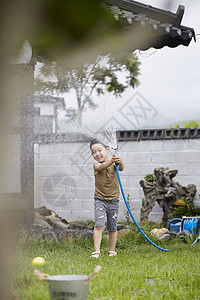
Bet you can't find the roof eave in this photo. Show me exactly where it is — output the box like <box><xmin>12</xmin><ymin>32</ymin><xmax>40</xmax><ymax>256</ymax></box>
<box><xmin>103</xmin><ymin>0</ymin><xmax>195</xmax><ymax>51</ymax></box>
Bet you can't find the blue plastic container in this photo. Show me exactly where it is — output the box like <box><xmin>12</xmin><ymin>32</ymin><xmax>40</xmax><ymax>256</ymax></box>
<box><xmin>170</xmin><ymin>222</ymin><xmax>181</xmax><ymax>233</ymax></box>
<box><xmin>167</xmin><ymin>218</ymin><xmax>182</xmax><ymax>233</ymax></box>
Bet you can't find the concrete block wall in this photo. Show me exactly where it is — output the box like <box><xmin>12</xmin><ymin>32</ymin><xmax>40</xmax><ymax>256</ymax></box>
<box><xmin>34</xmin><ymin>130</ymin><xmax>200</xmax><ymax>223</ymax></box>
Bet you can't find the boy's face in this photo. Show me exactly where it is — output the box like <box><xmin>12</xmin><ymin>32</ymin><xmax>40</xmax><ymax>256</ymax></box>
<box><xmin>91</xmin><ymin>143</ymin><xmax>109</xmax><ymax>163</ymax></box>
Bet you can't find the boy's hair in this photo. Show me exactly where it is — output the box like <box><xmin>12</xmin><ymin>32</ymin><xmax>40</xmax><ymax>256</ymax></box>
<box><xmin>90</xmin><ymin>139</ymin><xmax>108</xmax><ymax>150</ymax></box>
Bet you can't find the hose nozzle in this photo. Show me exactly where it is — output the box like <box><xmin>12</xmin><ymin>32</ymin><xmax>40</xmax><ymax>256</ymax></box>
<box><xmin>112</xmin><ymin>147</ymin><xmax>119</xmax><ymax>165</ymax></box>
<box><xmin>111</xmin><ymin>146</ymin><xmax>118</xmax><ymax>156</ymax></box>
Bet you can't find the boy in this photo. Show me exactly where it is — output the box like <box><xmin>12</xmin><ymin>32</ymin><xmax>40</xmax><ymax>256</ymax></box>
<box><xmin>90</xmin><ymin>139</ymin><xmax>124</xmax><ymax>258</ymax></box>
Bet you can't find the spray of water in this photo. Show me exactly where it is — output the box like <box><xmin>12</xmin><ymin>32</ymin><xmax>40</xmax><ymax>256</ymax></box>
<box><xmin>80</xmin><ymin>125</ymin><xmax>118</xmax><ymax>151</ymax></box>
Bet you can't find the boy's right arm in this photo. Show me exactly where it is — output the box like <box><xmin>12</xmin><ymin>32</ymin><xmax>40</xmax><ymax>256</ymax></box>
<box><xmin>94</xmin><ymin>158</ymin><xmax>115</xmax><ymax>174</ymax></box>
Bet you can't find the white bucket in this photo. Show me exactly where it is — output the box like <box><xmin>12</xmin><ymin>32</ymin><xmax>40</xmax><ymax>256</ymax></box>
<box><xmin>47</xmin><ymin>275</ymin><xmax>89</xmax><ymax>300</ymax></box>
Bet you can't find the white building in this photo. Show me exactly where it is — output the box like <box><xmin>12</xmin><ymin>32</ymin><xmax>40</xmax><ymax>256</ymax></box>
<box><xmin>34</xmin><ymin>95</ymin><xmax>65</xmax><ymax>133</ymax></box>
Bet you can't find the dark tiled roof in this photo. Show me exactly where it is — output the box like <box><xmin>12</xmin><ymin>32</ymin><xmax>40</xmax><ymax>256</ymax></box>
<box><xmin>34</xmin><ymin>128</ymin><xmax>200</xmax><ymax>144</ymax></box>
<box><xmin>103</xmin><ymin>0</ymin><xmax>195</xmax><ymax>50</ymax></box>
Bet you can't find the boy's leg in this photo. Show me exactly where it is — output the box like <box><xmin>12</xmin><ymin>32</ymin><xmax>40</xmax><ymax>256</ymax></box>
<box><xmin>108</xmin><ymin>230</ymin><xmax>117</xmax><ymax>252</ymax></box>
<box><xmin>94</xmin><ymin>226</ymin><xmax>103</xmax><ymax>254</ymax></box>
<box><xmin>93</xmin><ymin>197</ymin><xmax>106</xmax><ymax>257</ymax></box>
<box><xmin>107</xmin><ymin>198</ymin><xmax>119</xmax><ymax>255</ymax></box>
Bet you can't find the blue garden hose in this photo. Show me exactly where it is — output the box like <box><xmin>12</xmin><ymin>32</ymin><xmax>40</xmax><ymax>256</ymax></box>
<box><xmin>182</xmin><ymin>218</ymin><xmax>198</xmax><ymax>234</ymax></box>
<box><xmin>191</xmin><ymin>237</ymin><xmax>200</xmax><ymax>246</ymax></box>
<box><xmin>167</xmin><ymin>217</ymin><xmax>200</xmax><ymax>246</ymax></box>
<box><xmin>182</xmin><ymin>218</ymin><xmax>199</xmax><ymax>246</ymax></box>
<box><xmin>115</xmin><ymin>165</ymin><xmax>171</xmax><ymax>252</ymax></box>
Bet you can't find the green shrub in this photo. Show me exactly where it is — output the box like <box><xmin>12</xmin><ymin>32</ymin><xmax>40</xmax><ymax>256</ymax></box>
<box><xmin>169</xmin><ymin>197</ymin><xmax>200</xmax><ymax>220</ymax></box>
<box><xmin>144</xmin><ymin>173</ymin><xmax>156</xmax><ymax>183</ymax></box>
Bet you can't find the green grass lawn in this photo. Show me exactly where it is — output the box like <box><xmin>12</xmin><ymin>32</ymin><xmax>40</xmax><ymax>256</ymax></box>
<box><xmin>12</xmin><ymin>229</ymin><xmax>200</xmax><ymax>300</ymax></box>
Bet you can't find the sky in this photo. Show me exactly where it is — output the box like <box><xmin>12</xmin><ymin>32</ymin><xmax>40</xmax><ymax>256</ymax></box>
<box><xmin>41</xmin><ymin>0</ymin><xmax>200</xmax><ymax>132</ymax></box>
<box><xmin>131</xmin><ymin>0</ymin><xmax>200</xmax><ymax>129</ymax></box>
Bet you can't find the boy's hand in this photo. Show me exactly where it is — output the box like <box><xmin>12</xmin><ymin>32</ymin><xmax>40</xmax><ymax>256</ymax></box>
<box><xmin>113</xmin><ymin>155</ymin><xmax>122</xmax><ymax>164</ymax></box>
<box><xmin>113</xmin><ymin>155</ymin><xmax>124</xmax><ymax>171</ymax></box>
<box><xmin>111</xmin><ymin>155</ymin><xmax>116</xmax><ymax>164</ymax></box>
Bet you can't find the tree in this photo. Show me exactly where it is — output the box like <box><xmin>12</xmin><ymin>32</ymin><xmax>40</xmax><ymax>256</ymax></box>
<box><xmin>166</xmin><ymin>120</ymin><xmax>200</xmax><ymax>129</ymax></box>
<box><xmin>35</xmin><ymin>53</ymin><xmax>140</xmax><ymax>126</ymax></box>
<box><xmin>182</xmin><ymin>120</ymin><xmax>200</xmax><ymax>128</ymax></box>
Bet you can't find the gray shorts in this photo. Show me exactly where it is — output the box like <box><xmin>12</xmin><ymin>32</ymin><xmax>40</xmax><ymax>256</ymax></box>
<box><xmin>94</xmin><ymin>196</ymin><xmax>119</xmax><ymax>231</ymax></box>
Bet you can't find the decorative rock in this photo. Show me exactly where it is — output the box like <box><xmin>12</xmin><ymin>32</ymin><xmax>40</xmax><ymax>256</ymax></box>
<box><xmin>117</xmin><ymin>228</ymin><xmax>131</xmax><ymax>237</ymax></box>
<box><xmin>79</xmin><ymin>230</ymin><xmax>93</xmax><ymax>238</ymax></box>
<box><xmin>29</xmin><ymin>224</ymin><xmax>57</xmax><ymax>241</ymax></box>
<box><xmin>34</xmin><ymin>219</ymin><xmax>51</xmax><ymax>229</ymax></box>
<box><xmin>150</xmin><ymin>228</ymin><xmax>169</xmax><ymax>238</ymax></box>
<box><xmin>68</xmin><ymin>222</ymin><xmax>93</xmax><ymax>231</ymax></box>
<box><xmin>32</xmin><ymin>208</ymin><xmax>93</xmax><ymax>243</ymax></box>
<box><xmin>51</xmin><ymin>221</ymin><xmax>69</xmax><ymax>230</ymax></box>
<box><xmin>140</xmin><ymin>167</ymin><xmax>197</xmax><ymax>223</ymax></box>
<box><xmin>177</xmin><ymin>230</ymin><xmax>192</xmax><ymax>238</ymax></box>
<box><xmin>138</xmin><ymin>221</ymin><xmax>158</xmax><ymax>227</ymax></box>
<box><xmin>117</xmin><ymin>224</ymin><xmax>125</xmax><ymax>231</ymax></box>
<box><xmin>67</xmin><ymin>220</ymin><xmax>88</xmax><ymax>226</ymax></box>
<box><xmin>34</xmin><ymin>206</ymin><xmax>56</xmax><ymax>219</ymax></box>
<box><xmin>158</xmin><ymin>233</ymin><xmax>171</xmax><ymax>241</ymax></box>
<box><xmin>58</xmin><ymin>230</ymin><xmax>77</xmax><ymax>243</ymax></box>
<box><xmin>60</xmin><ymin>218</ymin><xmax>69</xmax><ymax>225</ymax></box>
<box><xmin>47</xmin><ymin>217</ymin><xmax>69</xmax><ymax>230</ymax></box>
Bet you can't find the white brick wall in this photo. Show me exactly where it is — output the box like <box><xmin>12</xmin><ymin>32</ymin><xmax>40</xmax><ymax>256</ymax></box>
<box><xmin>34</xmin><ymin>138</ymin><xmax>200</xmax><ymax>223</ymax></box>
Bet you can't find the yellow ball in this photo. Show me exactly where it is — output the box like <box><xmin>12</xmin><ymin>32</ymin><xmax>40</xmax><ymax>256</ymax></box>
<box><xmin>32</xmin><ymin>257</ymin><xmax>46</xmax><ymax>266</ymax></box>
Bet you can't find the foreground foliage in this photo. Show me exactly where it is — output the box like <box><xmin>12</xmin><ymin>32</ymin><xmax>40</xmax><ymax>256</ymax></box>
<box><xmin>12</xmin><ymin>230</ymin><xmax>200</xmax><ymax>300</ymax></box>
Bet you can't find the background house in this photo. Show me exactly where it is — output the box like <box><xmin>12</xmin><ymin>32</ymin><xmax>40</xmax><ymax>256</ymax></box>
<box><xmin>34</xmin><ymin>95</ymin><xmax>65</xmax><ymax>134</ymax></box>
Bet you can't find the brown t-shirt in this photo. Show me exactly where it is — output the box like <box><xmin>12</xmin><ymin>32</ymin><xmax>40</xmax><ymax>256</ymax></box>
<box><xmin>94</xmin><ymin>163</ymin><xmax>120</xmax><ymax>201</ymax></box>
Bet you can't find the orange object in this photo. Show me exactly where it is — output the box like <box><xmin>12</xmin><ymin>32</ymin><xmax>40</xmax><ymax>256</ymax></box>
<box><xmin>174</xmin><ymin>199</ymin><xmax>187</xmax><ymax>206</ymax></box>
